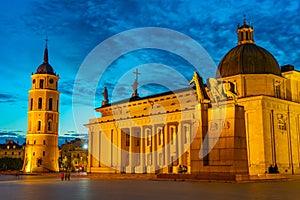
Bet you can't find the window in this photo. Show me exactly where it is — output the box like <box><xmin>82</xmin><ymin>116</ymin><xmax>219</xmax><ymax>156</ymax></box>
<box><xmin>34</xmin><ymin>140</ymin><xmax>36</xmax><ymax>144</ymax></box>
<box><xmin>125</xmin><ymin>134</ymin><xmax>130</xmax><ymax>146</ymax></box>
<box><xmin>37</xmin><ymin>121</ymin><xmax>41</xmax><ymax>131</ymax></box>
<box><xmin>43</xmin><ymin>140</ymin><xmax>46</xmax><ymax>145</ymax></box>
<box><xmin>33</xmin><ymin>152</ymin><xmax>35</xmax><ymax>156</ymax></box>
<box><xmin>40</xmin><ymin>79</ymin><xmax>44</xmax><ymax>88</ymax></box>
<box><xmin>4</xmin><ymin>152</ymin><xmax>7</xmax><ymax>155</ymax></box>
<box><xmin>43</xmin><ymin>151</ymin><xmax>45</xmax><ymax>156</ymax></box>
<box><xmin>49</xmin><ymin>98</ymin><xmax>53</xmax><ymax>110</ymax></box>
<box><xmin>275</xmin><ymin>85</ymin><xmax>281</xmax><ymax>98</ymax></box>
<box><xmin>30</xmin><ymin>98</ymin><xmax>33</xmax><ymax>110</ymax></box>
<box><xmin>38</xmin><ymin>98</ymin><xmax>42</xmax><ymax>109</ymax></box>
<box><xmin>48</xmin><ymin>121</ymin><xmax>52</xmax><ymax>131</ymax></box>
<box><xmin>19</xmin><ymin>152</ymin><xmax>21</xmax><ymax>155</ymax></box>
<box><xmin>12</xmin><ymin>152</ymin><xmax>14</xmax><ymax>155</ymax></box>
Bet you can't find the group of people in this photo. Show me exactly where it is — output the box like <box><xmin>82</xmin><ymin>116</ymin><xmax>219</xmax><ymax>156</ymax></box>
<box><xmin>178</xmin><ymin>165</ymin><xmax>188</xmax><ymax>173</ymax></box>
<box><xmin>60</xmin><ymin>171</ymin><xmax>71</xmax><ymax>181</ymax></box>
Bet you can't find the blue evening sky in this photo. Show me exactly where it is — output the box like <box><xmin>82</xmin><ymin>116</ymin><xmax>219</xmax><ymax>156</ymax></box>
<box><xmin>0</xmin><ymin>0</ymin><xmax>299</xmax><ymax>145</ymax></box>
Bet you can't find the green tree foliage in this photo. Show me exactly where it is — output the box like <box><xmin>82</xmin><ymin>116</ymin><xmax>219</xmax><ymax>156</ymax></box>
<box><xmin>0</xmin><ymin>158</ymin><xmax>23</xmax><ymax>171</ymax></box>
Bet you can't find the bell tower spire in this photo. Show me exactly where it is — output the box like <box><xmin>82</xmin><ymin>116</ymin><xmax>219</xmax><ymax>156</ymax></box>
<box><xmin>237</xmin><ymin>16</ymin><xmax>254</xmax><ymax>45</ymax></box>
<box><xmin>43</xmin><ymin>37</ymin><xmax>48</xmax><ymax>64</ymax></box>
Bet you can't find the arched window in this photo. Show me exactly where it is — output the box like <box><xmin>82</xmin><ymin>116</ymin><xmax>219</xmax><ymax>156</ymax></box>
<box><xmin>30</xmin><ymin>98</ymin><xmax>33</xmax><ymax>110</ymax></box>
<box><xmin>49</xmin><ymin>98</ymin><xmax>53</xmax><ymax>110</ymax></box>
<box><xmin>38</xmin><ymin>98</ymin><xmax>42</xmax><ymax>109</ymax></box>
<box><xmin>37</xmin><ymin>121</ymin><xmax>41</xmax><ymax>131</ymax></box>
<box><xmin>43</xmin><ymin>140</ymin><xmax>46</xmax><ymax>145</ymax></box>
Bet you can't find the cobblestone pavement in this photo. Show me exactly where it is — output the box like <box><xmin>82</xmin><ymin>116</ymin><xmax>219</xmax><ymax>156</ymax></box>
<box><xmin>0</xmin><ymin>174</ymin><xmax>299</xmax><ymax>200</ymax></box>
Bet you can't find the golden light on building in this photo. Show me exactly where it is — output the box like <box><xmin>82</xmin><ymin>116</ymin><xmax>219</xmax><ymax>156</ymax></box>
<box><xmin>85</xmin><ymin>19</ymin><xmax>300</xmax><ymax>180</ymax></box>
<box><xmin>23</xmin><ymin>41</ymin><xmax>60</xmax><ymax>173</ymax></box>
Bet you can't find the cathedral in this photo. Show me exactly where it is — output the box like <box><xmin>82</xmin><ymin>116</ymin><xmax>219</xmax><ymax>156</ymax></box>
<box><xmin>23</xmin><ymin>42</ymin><xmax>60</xmax><ymax>173</ymax></box>
<box><xmin>86</xmin><ymin>19</ymin><xmax>300</xmax><ymax>180</ymax></box>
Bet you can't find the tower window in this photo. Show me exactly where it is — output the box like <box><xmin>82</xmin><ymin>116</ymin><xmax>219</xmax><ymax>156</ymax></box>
<box><xmin>30</xmin><ymin>98</ymin><xmax>33</xmax><ymax>110</ymax></box>
<box><xmin>48</xmin><ymin>121</ymin><xmax>52</xmax><ymax>131</ymax></box>
<box><xmin>49</xmin><ymin>98</ymin><xmax>53</xmax><ymax>110</ymax></box>
<box><xmin>43</xmin><ymin>151</ymin><xmax>45</xmax><ymax>156</ymax></box>
<box><xmin>37</xmin><ymin>121</ymin><xmax>41</xmax><ymax>131</ymax></box>
<box><xmin>40</xmin><ymin>79</ymin><xmax>44</xmax><ymax>89</ymax></box>
<box><xmin>33</xmin><ymin>152</ymin><xmax>35</xmax><ymax>156</ymax></box>
<box><xmin>38</xmin><ymin>98</ymin><xmax>42</xmax><ymax>109</ymax></box>
<box><xmin>34</xmin><ymin>140</ymin><xmax>36</xmax><ymax>144</ymax></box>
<box><xmin>43</xmin><ymin>140</ymin><xmax>46</xmax><ymax>145</ymax></box>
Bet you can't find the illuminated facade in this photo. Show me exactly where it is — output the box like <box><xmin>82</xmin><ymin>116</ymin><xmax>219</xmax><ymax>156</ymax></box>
<box><xmin>86</xmin><ymin>19</ymin><xmax>300</xmax><ymax>178</ymax></box>
<box><xmin>0</xmin><ymin>140</ymin><xmax>24</xmax><ymax>160</ymax></box>
<box><xmin>59</xmin><ymin>138</ymin><xmax>88</xmax><ymax>172</ymax></box>
<box><xmin>23</xmin><ymin>43</ymin><xmax>60</xmax><ymax>172</ymax></box>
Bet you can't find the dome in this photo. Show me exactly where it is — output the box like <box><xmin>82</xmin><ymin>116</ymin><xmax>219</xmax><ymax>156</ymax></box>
<box><xmin>217</xmin><ymin>44</ymin><xmax>281</xmax><ymax>78</ymax></box>
<box><xmin>36</xmin><ymin>62</ymin><xmax>55</xmax><ymax>75</ymax></box>
<box><xmin>35</xmin><ymin>44</ymin><xmax>55</xmax><ymax>75</ymax></box>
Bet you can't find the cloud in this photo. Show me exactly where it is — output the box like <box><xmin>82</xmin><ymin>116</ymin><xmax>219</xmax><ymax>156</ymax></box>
<box><xmin>0</xmin><ymin>93</ymin><xmax>18</xmax><ymax>103</ymax></box>
<box><xmin>0</xmin><ymin>129</ymin><xmax>26</xmax><ymax>145</ymax></box>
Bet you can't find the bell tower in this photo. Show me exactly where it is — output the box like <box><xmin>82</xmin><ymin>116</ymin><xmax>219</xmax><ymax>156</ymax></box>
<box><xmin>23</xmin><ymin>41</ymin><xmax>60</xmax><ymax>172</ymax></box>
<box><xmin>237</xmin><ymin>17</ymin><xmax>254</xmax><ymax>45</ymax></box>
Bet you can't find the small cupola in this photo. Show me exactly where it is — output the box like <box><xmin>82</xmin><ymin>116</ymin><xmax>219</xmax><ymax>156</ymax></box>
<box><xmin>237</xmin><ymin>17</ymin><xmax>254</xmax><ymax>45</ymax></box>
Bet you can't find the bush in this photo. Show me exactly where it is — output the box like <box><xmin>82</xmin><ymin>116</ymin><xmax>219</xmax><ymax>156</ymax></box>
<box><xmin>0</xmin><ymin>158</ymin><xmax>23</xmax><ymax>171</ymax></box>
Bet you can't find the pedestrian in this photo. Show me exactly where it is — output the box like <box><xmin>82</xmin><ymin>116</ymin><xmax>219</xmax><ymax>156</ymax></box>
<box><xmin>60</xmin><ymin>172</ymin><xmax>64</xmax><ymax>181</ymax></box>
<box><xmin>67</xmin><ymin>172</ymin><xmax>71</xmax><ymax>181</ymax></box>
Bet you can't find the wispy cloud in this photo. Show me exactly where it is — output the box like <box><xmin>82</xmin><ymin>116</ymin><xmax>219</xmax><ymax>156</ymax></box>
<box><xmin>0</xmin><ymin>93</ymin><xmax>18</xmax><ymax>103</ymax></box>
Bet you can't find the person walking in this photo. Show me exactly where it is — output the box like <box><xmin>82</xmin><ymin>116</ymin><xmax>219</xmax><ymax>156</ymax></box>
<box><xmin>60</xmin><ymin>172</ymin><xmax>64</xmax><ymax>181</ymax></box>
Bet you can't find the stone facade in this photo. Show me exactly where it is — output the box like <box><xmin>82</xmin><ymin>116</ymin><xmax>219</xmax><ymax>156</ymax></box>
<box><xmin>59</xmin><ymin>138</ymin><xmax>88</xmax><ymax>172</ymax></box>
<box><xmin>0</xmin><ymin>140</ymin><xmax>24</xmax><ymax>159</ymax></box>
<box><xmin>85</xmin><ymin>19</ymin><xmax>300</xmax><ymax>177</ymax></box>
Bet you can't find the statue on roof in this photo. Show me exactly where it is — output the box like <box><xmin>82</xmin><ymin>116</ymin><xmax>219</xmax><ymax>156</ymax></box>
<box><xmin>189</xmin><ymin>71</ymin><xmax>210</xmax><ymax>103</ymax></box>
<box><xmin>102</xmin><ymin>87</ymin><xmax>109</xmax><ymax>106</ymax></box>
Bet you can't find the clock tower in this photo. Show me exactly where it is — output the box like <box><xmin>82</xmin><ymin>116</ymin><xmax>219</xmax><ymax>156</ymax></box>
<box><xmin>23</xmin><ymin>41</ymin><xmax>60</xmax><ymax>172</ymax></box>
